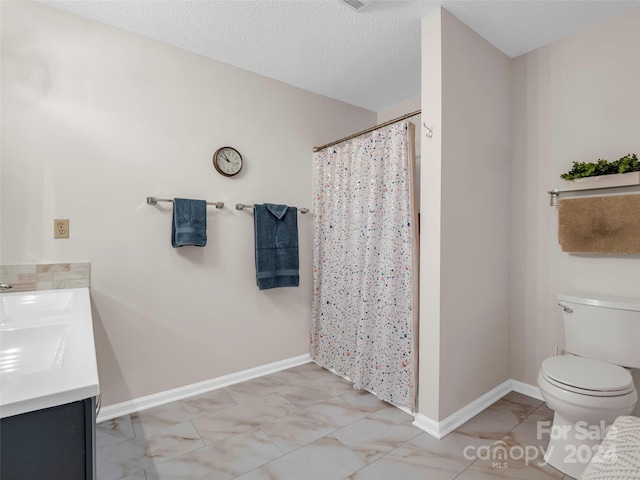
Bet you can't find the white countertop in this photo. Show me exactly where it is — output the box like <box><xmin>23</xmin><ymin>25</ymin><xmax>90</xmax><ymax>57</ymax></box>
<box><xmin>0</xmin><ymin>287</ymin><xmax>100</xmax><ymax>418</ymax></box>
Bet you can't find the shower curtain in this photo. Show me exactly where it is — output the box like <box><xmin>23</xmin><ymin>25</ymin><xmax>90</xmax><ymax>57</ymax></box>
<box><xmin>311</xmin><ymin>120</ymin><xmax>418</xmax><ymax>410</ymax></box>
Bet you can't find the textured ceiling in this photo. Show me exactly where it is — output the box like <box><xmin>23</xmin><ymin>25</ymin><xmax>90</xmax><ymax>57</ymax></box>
<box><xmin>37</xmin><ymin>0</ymin><xmax>640</xmax><ymax>112</ymax></box>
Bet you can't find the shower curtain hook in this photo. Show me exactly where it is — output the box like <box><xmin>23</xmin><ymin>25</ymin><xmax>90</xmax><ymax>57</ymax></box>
<box><xmin>423</xmin><ymin>123</ymin><xmax>433</xmax><ymax>138</ymax></box>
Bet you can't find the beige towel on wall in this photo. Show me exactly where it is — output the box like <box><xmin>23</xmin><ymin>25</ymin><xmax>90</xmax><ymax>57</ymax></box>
<box><xmin>558</xmin><ymin>194</ymin><xmax>640</xmax><ymax>254</ymax></box>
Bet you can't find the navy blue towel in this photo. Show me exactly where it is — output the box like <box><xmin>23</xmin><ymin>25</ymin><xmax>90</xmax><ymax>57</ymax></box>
<box><xmin>254</xmin><ymin>204</ymin><xmax>299</xmax><ymax>290</ymax></box>
<box><xmin>172</xmin><ymin>198</ymin><xmax>207</xmax><ymax>247</ymax></box>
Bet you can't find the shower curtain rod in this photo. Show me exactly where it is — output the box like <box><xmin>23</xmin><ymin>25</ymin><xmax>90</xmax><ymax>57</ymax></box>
<box><xmin>312</xmin><ymin>109</ymin><xmax>421</xmax><ymax>153</ymax></box>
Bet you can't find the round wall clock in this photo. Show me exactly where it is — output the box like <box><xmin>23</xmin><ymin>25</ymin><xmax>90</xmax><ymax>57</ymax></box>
<box><xmin>213</xmin><ymin>146</ymin><xmax>243</xmax><ymax>177</ymax></box>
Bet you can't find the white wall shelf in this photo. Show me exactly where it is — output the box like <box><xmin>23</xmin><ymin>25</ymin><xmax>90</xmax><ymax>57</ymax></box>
<box><xmin>548</xmin><ymin>172</ymin><xmax>640</xmax><ymax>206</ymax></box>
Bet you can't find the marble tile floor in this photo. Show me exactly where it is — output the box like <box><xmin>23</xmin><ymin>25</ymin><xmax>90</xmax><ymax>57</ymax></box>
<box><xmin>97</xmin><ymin>362</ymin><xmax>576</xmax><ymax>480</ymax></box>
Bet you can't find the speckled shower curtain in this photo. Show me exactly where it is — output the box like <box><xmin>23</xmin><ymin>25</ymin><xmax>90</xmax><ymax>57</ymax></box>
<box><xmin>311</xmin><ymin>121</ymin><xmax>418</xmax><ymax>410</ymax></box>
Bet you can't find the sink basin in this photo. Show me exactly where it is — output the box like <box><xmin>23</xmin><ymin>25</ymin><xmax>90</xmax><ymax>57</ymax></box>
<box><xmin>0</xmin><ymin>288</ymin><xmax>99</xmax><ymax>418</ymax></box>
<box><xmin>0</xmin><ymin>323</ymin><xmax>69</xmax><ymax>377</ymax></box>
<box><xmin>2</xmin><ymin>290</ymin><xmax>74</xmax><ymax>318</ymax></box>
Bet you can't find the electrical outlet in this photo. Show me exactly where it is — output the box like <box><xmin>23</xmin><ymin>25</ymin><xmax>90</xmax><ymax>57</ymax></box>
<box><xmin>54</xmin><ymin>219</ymin><xmax>69</xmax><ymax>239</ymax></box>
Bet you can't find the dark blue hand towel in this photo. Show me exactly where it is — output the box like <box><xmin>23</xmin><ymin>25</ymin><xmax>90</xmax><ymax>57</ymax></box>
<box><xmin>172</xmin><ymin>198</ymin><xmax>207</xmax><ymax>248</ymax></box>
<box><xmin>254</xmin><ymin>203</ymin><xmax>299</xmax><ymax>290</ymax></box>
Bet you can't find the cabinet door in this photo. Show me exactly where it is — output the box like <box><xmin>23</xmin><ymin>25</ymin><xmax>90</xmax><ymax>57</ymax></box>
<box><xmin>1</xmin><ymin>398</ymin><xmax>95</xmax><ymax>480</ymax></box>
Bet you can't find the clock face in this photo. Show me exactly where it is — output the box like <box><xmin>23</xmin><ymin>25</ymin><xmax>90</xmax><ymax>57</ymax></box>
<box><xmin>213</xmin><ymin>147</ymin><xmax>243</xmax><ymax>177</ymax></box>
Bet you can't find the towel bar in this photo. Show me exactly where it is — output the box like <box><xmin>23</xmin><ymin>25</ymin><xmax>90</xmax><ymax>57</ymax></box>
<box><xmin>235</xmin><ymin>203</ymin><xmax>309</xmax><ymax>214</ymax></box>
<box><xmin>147</xmin><ymin>197</ymin><xmax>224</xmax><ymax>208</ymax></box>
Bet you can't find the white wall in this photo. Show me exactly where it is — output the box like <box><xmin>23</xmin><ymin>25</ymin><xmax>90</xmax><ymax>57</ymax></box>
<box><xmin>0</xmin><ymin>1</ymin><xmax>376</xmax><ymax>406</ymax></box>
<box><xmin>510</xmin><ymin>7</ymin><xmax>640</xmax><ymax>405</ymax></box>
<box><xmin>419</xmin><ymin>8</ymin><xmax>511</xmax><ymax>420</ymax></box>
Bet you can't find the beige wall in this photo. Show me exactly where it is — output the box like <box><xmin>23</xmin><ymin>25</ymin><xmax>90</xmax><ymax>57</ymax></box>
<box><xmin>1</xmin><ymin>1</ymin><xmax>375</xmax><ymax>406</ymax></box>
<box><xmin>378</xmin><ymin>96</ymin><xmax>422</xmax><ymax>211</ymax></box>
<box><xmin>510</xmin><ymin>7</ymin><xmax>640</xmax><ymax>403</ymax></box>
<box><xmin>377</xmin><ymin>96</ymin><xmax>421</xmax><ymax>154</ymax></box>
<box><xmin>419</xmin><ymin>8</ymin><xmax>512</xmax><ymax>420</ymax></box>
<box><xmin>438</xmin><ymin>9</ymin><xmax>512</xmax><ymax>419</ymax></box>
<box><xmin>4</xmin><ymin>0</ymin><xmax>638</xmax><ymax>418</ymax></box>
<box><xmin>419</xmin><ymin>9</ymin><xmax>444</xmax><ymax>420</ymax></box>
<box><xmin>418</xmin><ymin>5</ymin><xmax>640</xmax><ymax>424</ymax></box>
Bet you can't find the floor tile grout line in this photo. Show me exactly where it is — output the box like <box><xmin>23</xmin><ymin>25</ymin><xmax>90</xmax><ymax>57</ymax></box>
<box><xmin>314</xmin><ymin>404</ymin><xmax>423</xmax><ymax>472</ymax></box>
<box><xmin>451</xmin><ymin>398</ymin><xmax>550</xmax><ymax>480</ymax></box>
<box><xmin>258</xmin><ymin>426</ymin><xmax>288</xmax><ymax>456</ymax></box>
<box><xmin>238</xmin><ymin>400</ymin><xmax>405</xmax><ymax>472</ymax></box>
<box><xmin>102</xmin><ymin>366</ymin><xmax>547</xmax><ymax>480</ymax></box>
<box><xmin>131</xmin><ymin>390</ymin><xmax>301</xmax><ymax>442</ymax></box>
<box><xmin>130</xmin><ymin>393</ymin><xmax>244</xmax><ymax>435</ymax></box>
<box><xmin>108</xmin><ymin>419</ymin><xmax>208</xmax><ymax>480</ymax></box>
<box><xmin>98</xmin><ymin>366</ymin><xmax>331</xmax><ymax>479</ymax></box>
<box><xmin>144</xmin><ymin>390</ymin><xmax>365</xmax><ymax>478</ymax></box>
<box><xmin>102</xmin><ymin>369</ymin><xmax>348</xmax><ymax>440</ymax></box>
<box><xmin>337</xmin><ymin>428</ymin><xmax>427</xmax><ymax>480</ymax></box>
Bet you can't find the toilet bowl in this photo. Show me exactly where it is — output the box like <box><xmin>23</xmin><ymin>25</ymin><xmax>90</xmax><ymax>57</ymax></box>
<box><xmin>538</xmin><ymin>356</ymin><xmax>637</xmax><ymax>478</ymax></box>
<box><xmin>537</xmin><ymin>293</ymin><xmax>640</xmax><ymax>479</ymax></box>
<box><xmin>538</xmin><ymin>355</ymin><xmax>638</xmax><ymax>478</ymax></box>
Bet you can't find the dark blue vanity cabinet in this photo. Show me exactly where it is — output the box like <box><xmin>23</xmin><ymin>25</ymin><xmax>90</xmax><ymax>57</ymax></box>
<box><xmin>1</xmin><ymin>397</ymin><xmax>96</xmax><ymax>480</ymax></box>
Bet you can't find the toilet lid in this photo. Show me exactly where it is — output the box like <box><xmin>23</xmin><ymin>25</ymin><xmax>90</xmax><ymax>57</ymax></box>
<box><xmin>541</xmin><ymin>355</ymin><xmax>634</xmax><ymax>394</ymax></box>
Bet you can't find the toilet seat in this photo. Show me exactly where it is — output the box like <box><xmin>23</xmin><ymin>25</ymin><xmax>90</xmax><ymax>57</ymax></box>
<box><xmin>541</xmin><ymin>355</ymin><xmax>635</xmax><ymax>397</ymax></box>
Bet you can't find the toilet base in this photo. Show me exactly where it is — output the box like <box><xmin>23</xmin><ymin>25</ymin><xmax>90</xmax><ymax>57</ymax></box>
<box><xmin>543</xmin><ymin>411</ymin><xmax>612</xmax><ymax>479</ymax></box>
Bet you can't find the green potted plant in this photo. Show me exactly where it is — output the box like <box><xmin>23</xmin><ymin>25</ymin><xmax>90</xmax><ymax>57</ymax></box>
<box><xmin>560</xmin><ymin>153</ymin><xmax>640</xmax><ymax>190</ymax></box>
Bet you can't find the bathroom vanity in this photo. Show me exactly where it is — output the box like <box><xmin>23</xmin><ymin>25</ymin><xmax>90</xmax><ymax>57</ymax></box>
<box><xmin>0</xmin><ymin>288</ymin><xmax>99</xmax><ymax>480</ymax></box>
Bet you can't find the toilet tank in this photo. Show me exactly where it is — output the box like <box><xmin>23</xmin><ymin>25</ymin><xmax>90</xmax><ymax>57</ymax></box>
<box><xmin>558</xmin><ymin>293</ymin><xmax>640</xmax><ymax>368</ymax></box>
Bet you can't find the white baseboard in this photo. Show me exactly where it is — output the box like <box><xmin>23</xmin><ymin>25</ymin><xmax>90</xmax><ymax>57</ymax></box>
<box><xmin>98</xmin><ymin>360</ymin><xmax>544</xmax><ymax>437</ymax></box>
<box><xmin>510</xmin><ymin>379</ymin><xmax>543</xmax><ymax>401</ymax></box>
<box><xmin>412</xmin><ymin>412</ymin><xmax>443</xmax><ymax>438</ymax></box>
<box><xmin>412</xmin><ymin>379</ymin><xmax>543</xmax><ymax>439</ymax></box>
<box><xmin>97</xmin><ymin>353</ymin><xmax>311</xmax><ymax>422</ymax></box>
<box><xmin>413</xmin><ymin>379</ymin><xmax>512</xmax><ymax>439</ymax></box>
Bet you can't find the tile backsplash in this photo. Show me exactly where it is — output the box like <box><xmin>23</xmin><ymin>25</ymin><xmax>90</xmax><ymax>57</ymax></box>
<box><xmin>0</xmin><ymin>263</ymin><xmax>90</xmax><ymax>292</ymax></box>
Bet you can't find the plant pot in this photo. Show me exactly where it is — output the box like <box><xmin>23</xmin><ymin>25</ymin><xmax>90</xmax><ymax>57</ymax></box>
<box><xmin>563</xmin><ymin>171</ymin><xmax>640</xmax><ymax>191</ymax></box>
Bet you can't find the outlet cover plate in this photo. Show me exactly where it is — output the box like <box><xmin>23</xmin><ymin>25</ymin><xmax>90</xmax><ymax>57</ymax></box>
<box><xmin>54</xmin><ymin>219</ymin><xmax>69</xmax><ymax>239</ymax></box>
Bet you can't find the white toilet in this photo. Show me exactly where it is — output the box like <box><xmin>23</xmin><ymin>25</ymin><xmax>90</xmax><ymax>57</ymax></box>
<box><xmin>537</xmin><ymin>292</ymin><xmax>640</xmax><ymax>479</ymax></box>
